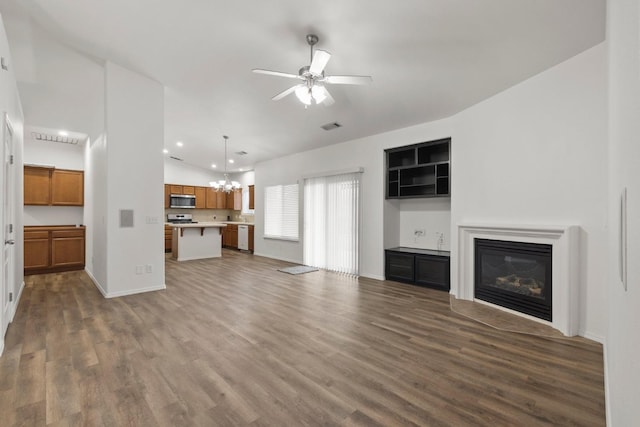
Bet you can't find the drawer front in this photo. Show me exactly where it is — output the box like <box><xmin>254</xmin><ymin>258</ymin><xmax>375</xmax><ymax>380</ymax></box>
<box><xmin>25</xmin><ymin>230</ymin><xmax>49</xmax><ymax>240</ymax></box>
<box><xmin>52</xmin><ymin>229</ymin><xmax>85</xmax><ymax>238</ymax></box>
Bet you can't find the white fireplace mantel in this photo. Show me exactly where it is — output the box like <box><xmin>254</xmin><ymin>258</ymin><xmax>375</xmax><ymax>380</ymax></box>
<box><xmin>457</xmin><ymin>223</ymin><xmax>580</xmax><ymax>336</ymax></box>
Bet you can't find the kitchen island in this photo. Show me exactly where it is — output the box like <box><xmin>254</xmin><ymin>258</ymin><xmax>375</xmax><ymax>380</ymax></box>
<box><xmin>169</xmin><ymin>222</ymin><xmax>227</xmax><ymax>261</ymax></box>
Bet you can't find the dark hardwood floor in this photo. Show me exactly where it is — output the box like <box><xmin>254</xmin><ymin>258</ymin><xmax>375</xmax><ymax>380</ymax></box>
<box><xmin>1</xmin><ymin>249</ymin><xmax>605</xmax><ymax>426</ymax></box>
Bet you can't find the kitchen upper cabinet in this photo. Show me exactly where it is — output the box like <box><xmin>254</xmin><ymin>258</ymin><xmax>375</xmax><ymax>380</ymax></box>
<box><xmin>24</xmin><ymin>166</ymin><xmax>84</xmax><ymax>206</ymax></box>
<box><xmin>226</xmin><ymin>189</ymin><xmax>242</xmax><ymax>211</ymax></box>
<box><xmin>205</xmin><ymin>187</ymin><xmax>217</xmax><ymax>208</ymax></box>
<box><xmin>164</xmin><ymin>184</ymin><xmax>171</xmax><ymax>208</ymax></box>
<box><xmin>195</xmin><ymin>187</ymin><xmax>206</xmax><ymax>209</ymax></box>
<box><xmin>51</xmin><ymin>169</ymin><xmax>84</xmax><ymax>206</ymax></box>
<box><xmin>216</xmin><ymin>191</ymin><xmax>226</xmax><ymax>209</ymax></box>
<box><xmin>24</xmin><ymin>166</ymin><xmax>51</xmax><ymax>205</ymax></box>
<box><xmin>169</xmin><ymin>185</ymin><xmax>182</xmax><ymax>195</ymax></box>
<box><xmin>248</xmin><ymin>185</ymin><xmax>255</xmax><ymax>210</ymax></box>
<box><xmin>182</xmin><ymin>186</ymin><xmax>195</xmax><ymax>195</ymax></box>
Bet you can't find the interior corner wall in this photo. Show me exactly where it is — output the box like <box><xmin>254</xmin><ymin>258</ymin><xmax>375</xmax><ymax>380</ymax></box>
<box><xmin>105</xmin><ymin>62</ymin><xmax>164</xmax><ymax>297</ymax></box>
<box><xmin>449</xmin><ymin>43</ymin><xmax>608</xmax><ymax>341</ymax></box>
<box><xmin>606</xmin><ymin>0</ymin><xmax>640</xmax><ymax>424</ymax></box>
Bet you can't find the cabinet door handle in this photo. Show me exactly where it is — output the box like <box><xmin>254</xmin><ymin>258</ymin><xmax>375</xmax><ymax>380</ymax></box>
<box><xmin>5</xmin><ymin>239</ymin><xmax>15</xmax><ymax>245</ymax></box>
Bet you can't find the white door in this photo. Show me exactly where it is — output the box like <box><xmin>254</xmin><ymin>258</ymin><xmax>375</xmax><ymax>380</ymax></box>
<box><xmin>2</xmin><ymin>113</ymin><xmax>15</xmax><ymax>338</ymax></box>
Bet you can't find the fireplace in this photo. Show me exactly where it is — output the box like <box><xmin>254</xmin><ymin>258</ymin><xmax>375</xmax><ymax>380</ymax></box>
<box><xmin>474</xmin><ymin>239</ymin><xmax>552</xmax><ymax>321</ymax></box>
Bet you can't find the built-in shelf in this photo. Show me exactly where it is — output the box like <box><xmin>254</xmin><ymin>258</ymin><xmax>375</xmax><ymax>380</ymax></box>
<box><xmin>385</xmin><ymin>138</ymin><xmax>451</xmax><ymax>199</ymax></box>
<box><xmin>385</xmin><ymin>247</ymin><xmax>451</xmax><ymax>292</ymax></box>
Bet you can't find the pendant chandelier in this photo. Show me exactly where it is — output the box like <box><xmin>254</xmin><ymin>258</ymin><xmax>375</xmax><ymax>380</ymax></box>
<box><xmin>209</xmin><ymin>135</ymin><xmax>241</xmax><ymax>193</ymax></box>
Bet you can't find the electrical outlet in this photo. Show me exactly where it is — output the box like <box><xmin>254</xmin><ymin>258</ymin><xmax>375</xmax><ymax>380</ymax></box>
<box><xmin>145</xmin><ymin>264</ymin><xmax>153</xmax><ymax>274</ymax></box>
<box><xmin>414</xmin><ymin>229</ymin><xmax>425</xmax><ymax>237</ymax></box>
<box><xmin>135</xmin><ymin>265</ymin><xmax>144</xmax><ymax>275</ymax></box>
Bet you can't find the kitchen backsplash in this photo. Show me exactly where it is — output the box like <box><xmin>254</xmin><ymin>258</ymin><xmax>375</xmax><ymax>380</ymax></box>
<box><xmin>165</xmin><ymin>208</ymin><xmax>254</xmax><ymax>223</ymax></box>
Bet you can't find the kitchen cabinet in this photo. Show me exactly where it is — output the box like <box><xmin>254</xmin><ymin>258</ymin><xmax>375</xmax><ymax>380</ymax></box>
<box><xmin>164</xmin><ymin>225</ymin><xmax>172</xmax><ymax>252</ymax></box>
<box><xmin>24</xmin><ymin>166</ymin><xmax>84</xmax><ymax>206</ymax></box>
<box><xmin>248</xmin><ymin>185</ymin><xmax>255</xmax><ymax>210</ymax></box>
<box><xmin>169</xmin><ymin>185</ymin><xmax>183</xmax><ymax>195</ymax></box>
<box><xmin>51</xmin><ymin>169</ymin><xmax>84</xmax><ymax>206</ymax></box>
<box><xmin>24</xmin><ymin>226</ymin><xmax>85</xmax><ymax>275</ymax></box>
<box><xmin>248</xmin><ymin>225</ymin><xmax>254</xmax><ymax>252</ymax></box>
<box><xmin>164</xmin><ymin>184</ymin><xmax>171</xmax><ymax>208</ymax></box>
<box><xmin>223</xmin><ymin>224</ymin><xmax>238</xmax><ymax>248</ymax></box>
<box><xmin>216</xmin><ymin>191</ymin><xmax>227</xmax><ymax>209</ymax></box>
<box><xmin>24</xmin><ymin>166</ymin><xmax>52</xmax><ymax>205</ymax></box>
<box><xmin>205</xmin><ymin>187</ymin><xmax>218</xmax><ymax>208</ymax></box>
<box><xmin>195</xmin><ymin>187</ymin><xmax>206</xmax><ymax>209</ymax></box>
<box><xmin>226</xmin><ymin>189</ymin><xmax>242</xmax><ymax>211</ymax></box>
<box><xmin>182</xmin><ymin>186</ymin><xmax>195</xmax><ymax>195</ymax></box>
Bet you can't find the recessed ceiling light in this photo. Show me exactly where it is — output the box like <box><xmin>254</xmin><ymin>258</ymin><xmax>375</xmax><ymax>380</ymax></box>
<box><xmin>211</xmin><ymin>164</ymin><xmax>217</xmax><ymax>168</ymax></box>
<box><xmin>58</xmin><ymin>130</ymin><xmax>69</xmax><ymax>136</ymax></box>
<box><xmin>163</xmin><ymin>149</ymin><xmax>169</xmax><ymax>154</ymax></box>
<box><xmin>228</xmin><ymin>159</ymin><xmax>234</xmax><ymax>164</ymax></box>
<box><xmin>176</xmin><ymin>141</ymin><xmax>183</xmax><ymax>147</ymax></box>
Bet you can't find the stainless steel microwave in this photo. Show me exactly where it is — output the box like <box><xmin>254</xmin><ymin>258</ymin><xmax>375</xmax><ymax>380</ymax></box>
<box><xmin>170</xmin><ymin>194</ymin><xmax>196</xmax><ymax>208</ymax></box>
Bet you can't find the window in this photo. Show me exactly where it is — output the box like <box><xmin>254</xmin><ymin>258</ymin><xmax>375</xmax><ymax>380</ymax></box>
<box><xmin>264</xmin><ymin>184</ymin><xmax>299</xmax><ymax>241</ymax></box>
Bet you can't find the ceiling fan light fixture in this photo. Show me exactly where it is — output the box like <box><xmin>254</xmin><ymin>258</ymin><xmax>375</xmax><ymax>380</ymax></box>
<box><xmin>295</xmin><ymin>85</ymin><xmax>312</xmax><ymax>105</ymax></box>
<box><xmin>311</xmin><ymin>85</ymin><xmax>327</xmax><ymax>104</ymax></box>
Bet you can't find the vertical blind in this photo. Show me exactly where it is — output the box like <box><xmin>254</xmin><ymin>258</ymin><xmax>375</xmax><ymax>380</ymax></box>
<box><xmin>303</xmin><ymin>171</ymin><xmax>361</xmax><ymax>275</ymax></box>
<box><xmin>264</xmin><ymin>184</ymin><xmax>299</xmax><ymax>240</ymax></box>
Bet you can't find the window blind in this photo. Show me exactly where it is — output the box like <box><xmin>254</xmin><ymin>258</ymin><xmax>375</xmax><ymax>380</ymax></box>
<box><xmin>264</xmin><ymin>184</ymin><xmax>299</xmax><ymax>240</ymax></box>
<box><xmin>303</xmin><ymin>172</ymin><xmax>361</xmax><ymax>275</ymax></box>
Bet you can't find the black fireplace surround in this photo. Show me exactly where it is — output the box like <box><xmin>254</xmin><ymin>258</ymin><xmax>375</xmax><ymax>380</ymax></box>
<box><xmin>474</xmin><ymin>239</ymin><xmax>552</xmax><ymax>321</ymax></box>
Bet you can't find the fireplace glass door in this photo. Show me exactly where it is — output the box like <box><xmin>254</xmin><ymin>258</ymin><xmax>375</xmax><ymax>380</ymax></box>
<box><xmin>474</xmin><ymin>239</ymin><xmax>552</xmax><ymax>321</ymax></box>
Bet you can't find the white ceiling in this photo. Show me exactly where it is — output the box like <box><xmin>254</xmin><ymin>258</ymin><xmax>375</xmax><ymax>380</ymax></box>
<box><xmin>1</xmin><ymin>0</ymin><xmax>605</xmax><ymax>173</ymax></box>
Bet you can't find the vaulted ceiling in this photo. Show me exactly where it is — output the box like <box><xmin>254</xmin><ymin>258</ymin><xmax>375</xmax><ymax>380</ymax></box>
<box><xmin>0</xmin><ymin>0</ymin><xmax>605</xmax><ymax>172</ymax></box>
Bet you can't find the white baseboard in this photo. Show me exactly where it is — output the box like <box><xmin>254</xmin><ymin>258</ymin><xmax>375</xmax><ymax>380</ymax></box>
<box><xmin>581</xmin><ymin>330</ymin><xmax>605</xmax><ymax>345</ymax></box>
<box><xmin>360</xmin><ymin>273</ymin><xmax>385</xmax><ymax>281</ymax></box>
<box><xmin>253</xmin><ymin>252</ymin><xmax>302</xmax><ymax>265</ymax></box>
<box><xmin>85</xmin><ymin>268</ymin><xmax>166</xmax><ymax>298</ymax></box>
<box><xmin>0</xmin><ymin>337</ymin><xmax>4</xmax><ymax>358</ymax></box>
<box><xmin>602</xmin><ymin>339</ymin><xmax>611</xmax><ymax>427</ymax></box>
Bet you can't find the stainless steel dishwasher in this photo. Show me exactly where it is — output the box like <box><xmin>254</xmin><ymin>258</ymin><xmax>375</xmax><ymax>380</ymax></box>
<box><xmin>238</xmin><ymin>224</ymin><xmax>249</xmax><ymax>250</ymax></box>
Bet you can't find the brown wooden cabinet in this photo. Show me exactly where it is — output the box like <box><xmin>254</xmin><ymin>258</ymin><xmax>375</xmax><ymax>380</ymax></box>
<box><xmin>248</xmin><ymin>185</ymin><xmax>255</xmax><ymax>210</ymax></box>
<box><xmin>164</xmin><ymin>225</ymin><xmax>173</xmax><ymax>252</ymax></box>
<box><xmin>195</xmin><ymin>187</ymin><xmax>206</xmax><ymax>209</ymax></box>
<box><xmin>205</xmin><ymin>187</ymin><xmax>218</xmax><ymax>208</ymax></box>
<box><xmin>222</xmin><ymin>224</ymin><xmax>238</xmax><ymax>248</ymax></box>
<box><xmin>24</xmin><ymin>226</ymin><xmax>85</xmax><ymax>275</ymax></box>
<box><xmin>164</xmin><ymin>184</ymin><xmax>171</xmax><ymax>208</ymax></box>
<box><xmin>182</xmin><ymin>186</ymin><xmax>195</xmax><ymax>195</ymax></box>
<box><xmin>24</xmin><ymin>166</ymin><xmax>84</xmax><ymax>206</ymax></box>
<box><xmin>216</xmin><ymin>191</ymin><xmax>227</xmax><ymax>209</ymax></box>
<box><xmin>248</xmin><ymin>225</ymin><xmax>254</xmax><ymax>252</ymax></box>
<box><xmin>226</xmin><ymin>189</ymin><xmax>242</xmax><ymax>211</ymax></box>
<box><xmin>51</xmin><ymin>169</ymin><xmax>84</xmax><ymax>206</ymax></box>
<box><xmin>169</xmin><ymin>185</ymin><xmax>183</xmax><ymax>195</ymax></box>
<box><xmin>24</xmin><ymin>166</ymin><xmax>52</xmax><ymax>205</ymax></box>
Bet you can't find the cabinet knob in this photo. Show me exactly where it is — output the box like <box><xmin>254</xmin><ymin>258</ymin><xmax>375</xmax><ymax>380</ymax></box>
<box><xmin>5</xmin><ymin>239</ymin><xmax>15</xmax><ymax>245</ymax></box>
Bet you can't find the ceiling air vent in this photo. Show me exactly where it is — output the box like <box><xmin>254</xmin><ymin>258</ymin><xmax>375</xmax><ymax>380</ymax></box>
<box><xmin>31</xmin><ymin>132</ymin><xmax>81</xmax><ymax>145</ymax></box>
<box><xmin>321</xmin><ymin>122</ymin><xmax>342</xmax><ymax>131</ymax></box>
<box><xmin>169</xmin><ymin>156</ymin><xmax>184</xmax><ymax>161</ymax></box>
<box><xmin>235</xmin><ymin>151</ymin><xmax>248</xmax><ymax>156</ymax></box>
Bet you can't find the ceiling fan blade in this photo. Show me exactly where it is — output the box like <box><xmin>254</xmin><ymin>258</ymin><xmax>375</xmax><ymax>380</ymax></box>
<box><xmin>272</xmin><ymin>85</ymin><xmax>299</xmax><ymax>101</ymax></box>
<box><xmin>324</xmin><ymin>75</ymin><xmax>373</xmax><ymax>85</ymax></box>
<box><xmin>322</xmin><ymin>88</ymin><xmax>335</xmax><ymax>106</ymax></box>
<box><xmin>309</xmin><ymin>49</ymin><xmax>331</xmax><ymax>75</ymax></box>
<box><xmin>253</xmin><ymin>69</ymin><xmax>301</xmax><ymax>79</ymax></box>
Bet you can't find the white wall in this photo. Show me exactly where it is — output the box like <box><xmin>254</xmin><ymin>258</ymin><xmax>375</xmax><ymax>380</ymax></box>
<box><xmin>85</xmin><ymin>133</ymin><xmax>107</xmax><ymax>290</ymax></box>
<box><xmin>104</xmin><ymin>62</ymin><xmax>164</xmax><ymax>297</ymax></box>
<box><xmin>450</xmin><ymin>44</ymin><xmax>608</xmax><ymax>340</ymax></box>
<box><xmin>396</xmin><ymin>198</ymin><xmax>451</xmax><ymax>250</ymax></box>
<box><xmin>255</xmin><ymin>118</ymin><xmax>454</xmax><ymax>279</ymax></box>
<box><xmin>606</xmin><ymin>0</ymin><xmax>640</xmax><ymax>424</ymax></box>
<box><xmin>164</xmin><ymin>158</ymin><xmax>223</xmax><ymax>186</ymax></box>
<box><xmin>0</xmin><ymin>13</ymin><xmax>25</xmax><ymax>355</ymax></box>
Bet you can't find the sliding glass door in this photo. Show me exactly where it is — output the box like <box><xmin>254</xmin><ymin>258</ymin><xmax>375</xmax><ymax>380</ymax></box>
<box><xmin>303</xmin><ymin>171</ymin><xmax>361</xmax><ymax>275</ymax></box>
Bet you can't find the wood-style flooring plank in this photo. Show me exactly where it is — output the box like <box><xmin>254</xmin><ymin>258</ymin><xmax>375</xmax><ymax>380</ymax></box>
<box><xmin>0</xmin><ymin>250</ymin><xmax>605</xmax><ymax>426</ymax></box>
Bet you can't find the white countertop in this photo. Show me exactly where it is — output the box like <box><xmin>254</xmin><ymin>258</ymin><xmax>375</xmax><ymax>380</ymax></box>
<box><xmin>222</xmin><ymin>221</ymin><xmax>255</xmax><ymax>225</ymax></box>
<box><xmin>166</xmin><ymin>222</ymin><xmax>227</xmax><ymax>228</ymax></box>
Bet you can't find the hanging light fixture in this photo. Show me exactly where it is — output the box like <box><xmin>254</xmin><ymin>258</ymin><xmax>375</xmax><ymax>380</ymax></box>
<box><xmin>209</xmin><ymin>135</ymin><xmax>241</xmax><ymax>192</ymax></box>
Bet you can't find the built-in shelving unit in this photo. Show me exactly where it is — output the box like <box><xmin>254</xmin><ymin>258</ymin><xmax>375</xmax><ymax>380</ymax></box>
<box><xmin>385</xmin><ymin>138</ymin><xmax>451</xmax><ymax>199</ymax></box>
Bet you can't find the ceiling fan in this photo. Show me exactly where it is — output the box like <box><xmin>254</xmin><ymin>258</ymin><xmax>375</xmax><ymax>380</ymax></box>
<box><xmin>253</xmin><ymin>34</ymin><xmax>372</xmax><ymax>106</ymax></box>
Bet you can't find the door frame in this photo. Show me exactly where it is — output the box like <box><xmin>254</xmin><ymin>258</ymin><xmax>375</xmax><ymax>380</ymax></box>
<box><xmin>2</xmin><ymin>111</ymin><xmax>15</xmax><ymax>341</ymax></box>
